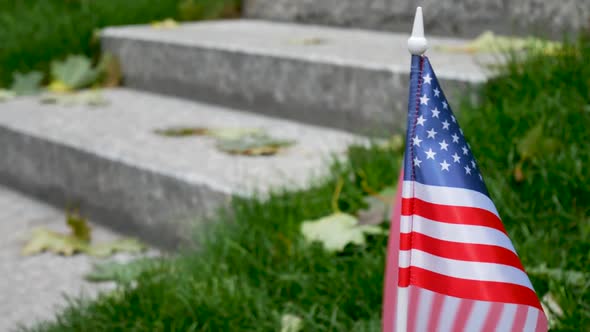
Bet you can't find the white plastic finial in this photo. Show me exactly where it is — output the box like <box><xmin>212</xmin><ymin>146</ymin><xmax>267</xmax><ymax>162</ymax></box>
<box><xmin>408</xmin><ymin>7</ymin><xmax>428</xmax><ymax>55</ymax></box>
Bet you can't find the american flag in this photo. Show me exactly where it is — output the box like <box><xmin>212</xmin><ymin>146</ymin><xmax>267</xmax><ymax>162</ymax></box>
<box><xmin>382</xmin><ymin>55</ymin><xmax>548</xmax><ymax>332</ymax></box>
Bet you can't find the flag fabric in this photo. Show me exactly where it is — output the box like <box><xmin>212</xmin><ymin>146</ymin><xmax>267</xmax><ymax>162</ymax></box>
<box><xmin>382</xmin><ymin>55</ymin><xmax>548</xmax><ymax>332</ymax></box>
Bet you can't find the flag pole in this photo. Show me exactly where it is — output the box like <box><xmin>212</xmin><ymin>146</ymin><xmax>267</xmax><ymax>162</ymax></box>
<box><xmin>393</xmin><ymin>7</ymin><xmax>429</xmax><ymax>332</ymax></box>
<box><xmin>408</xmin><ymin>6</ymin><xmax>428</xmax><ymax>56</ymax></box>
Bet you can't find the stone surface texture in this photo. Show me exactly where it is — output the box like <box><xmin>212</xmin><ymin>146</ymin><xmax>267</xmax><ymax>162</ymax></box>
<box><xmin>102</xmin><ymin>20</ymin><xmax>492</xmax><ymax>135</ymax></box>
<box><xmin>0</xmin><ymin>185</ymin><xmax>153</xmax><ymax>331</ymax></box>
<box><xmin>0</xmin><ymin>89</ymin><xmax>357</xmax><ymax>247</ymax></box>
<box><xmin>244</xmin><ymin>0</ymin><xmax>590</xmax><ymax>39</ymax></box>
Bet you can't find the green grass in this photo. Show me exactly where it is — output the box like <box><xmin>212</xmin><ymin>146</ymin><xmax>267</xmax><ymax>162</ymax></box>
<box><xmin>0</xmin><ymin>0</ymin><xmax>240</xmax><ymax>87</ymax></box>
<box><xmin>25</xmin><ymin>37</ymin><xmax>590</xmax><ymax>331</ymax></box>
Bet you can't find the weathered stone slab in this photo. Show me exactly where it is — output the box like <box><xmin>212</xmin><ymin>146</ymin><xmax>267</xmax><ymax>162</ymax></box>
<box><xmin>244</xmin><ymin>0</ymin><xmax>590</xmax><ymax>39</ymax></box>
<box><xmin>0</xmin><ymin>185</ymin><xmax>156</xmax><ymax>331</ymax></box>
<box><xmin>0</xmin><ymin>89</ymin><xmax>357</xmax><ymax>248</ymax></box>
<box><xmin>102</xmin><ymin>20</ymin><xmax>492</xmax><ymax>135</ymax></box>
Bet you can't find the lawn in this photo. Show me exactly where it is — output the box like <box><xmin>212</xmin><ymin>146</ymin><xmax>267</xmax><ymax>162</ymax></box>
<box><xmin>0</xmin><ymin>0</ymin><xmax>240</xmax><ymax>87</ymax></box>
<box><xmin>23</xmin><ymin>33</ymin><xmax>590</xmax><ymax>332</ymax></box>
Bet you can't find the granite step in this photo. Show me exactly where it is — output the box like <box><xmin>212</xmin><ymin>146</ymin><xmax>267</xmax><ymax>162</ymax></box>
<box><xmin>0</xmin><ymin>89</ymin><xmax>358</xmax><ymax>248</ymax></box>
<box><xmin>101</xmin><ymin>19</ymin><xmax>495</xmax><ymax>136</ymax></box>
<box><xmin>0</xmin><ymin>184</ymin><xmax>157</xmax><ymax>331</ymax></box>
<box><xmin>244</xmin><ymin>0</ymin><xmax>589</xmax><ymax>39</ymax></box>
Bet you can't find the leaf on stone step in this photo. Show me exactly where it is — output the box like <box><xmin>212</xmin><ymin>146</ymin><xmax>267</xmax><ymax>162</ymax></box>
<box><xmin>436</xmin><ymin>31</ymin><xmax>562</xmax><ymax>54</ymax></box>
<box><xmin>10</xmin><ymin>71</ymin><xmax>43</xmax><ymax>96</ymax></box>
<box><xmin>85</xmin><ymin>258</ymin><xmax>157</xmax><ymax>283</ymax></box>
<box><xmin>0</xmin><ymin>89</ymin><xmax>16</xmax><ymax>102</ymax></box>
<box><xmin>301</xmin><ymin>213</ymin><xmax>385</xmax><ymax>252</ymax></box>
<box><xmin>22</xmin><ymin>228</ymin><xmax>90</xmax><ymax>256</ymax></box>
<box><xmin>40</xmin><ymin>90</ymin><xmax>109</xmax><ymax>107</ymax></box>
<box><xmin>97</xmin><ymin>53</ymin><xmax>122</xmax><ymax>88</ymax></box>
<box><xmin>66</xmin><ymin>210</ymin><xmax>91</xmax><ymax>242</ymax></box>
<box><xmin>288</xmin><ymin>37</ymin><xmax>327</xmax><ymax>46</ymax></box>
<box><xmin>50</xmin><ymin>55</ymin><xmax>101</xmax><ymax>91</ymax></box>
<box><xmin>281</xmin><ymin>314</ymin><xmax>304</xmax><ymax>332</ymax></box>
<box><xmin>86</xmin><ymin>238</ymin><xmax>147</xmax><ymax>258</ymax></box>
<box><xmin>357</xmin><ymin>186</ymin><xmax>397</xmax><ymax>226</ymax></box>
<box><xmin>151</xmin><ymin>18</ymin><xmax>179</xmax><ymax>29</ymax></box>
<box><xmin>154</xmin><ymin>126</ymin><xmax>264</xmax><ymax>139</ymax></box>
<box><xmin>216</xmin><ymin>134</ymin><xmax>295</xmax><ymax>156</ymax></box>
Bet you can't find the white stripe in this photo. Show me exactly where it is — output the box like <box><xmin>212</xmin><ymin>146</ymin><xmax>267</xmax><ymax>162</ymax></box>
<box><xmin>400</xmin><ymin>215</ymin><xmax>517</xmax><ymax>253</ymax></box>
<box><xmin>399</xmin><ymin>249</ymin><xmax>534</xmax><ymax>289</ymax></box>
<box><xmin>396</xmin><ymin>287</ymin><xmax>409</xmax><ymax>332</ymax></box>
<box><xmin>464</xmin><ymin>300</ymin><xmax>491</xmax><ymax>331</ymax></box>
<box><xmin>496</xmin><ymin>304</ymin><xmax>517</xmax><ymax>332</ymax></box>
<box><xmin>402</xmin><ymin>181</ymin><xmax>499</xmax><ymax>217</ymax></box>
<box><xmin>437</xmin><ymin>295</ymin><xmax>461</xmax><ymax>332</ymax></box>
<box><xmin>399</xmin><ymin>250</ymin><xmax>411</xmax><ymax>268</ymax></box>
<box><xmin>523</xmin><ymin>307</ymin><xmax>540</xmax><ymax>332</ymax></box>
<box><xmin>415</xmin><ymin>288</ymin><xmax>435</xmax><ymax>332</ymax></box>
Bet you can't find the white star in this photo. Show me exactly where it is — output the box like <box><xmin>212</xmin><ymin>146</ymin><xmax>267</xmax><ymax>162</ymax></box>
<box><xmin>420</xmin><ymin>94</ymin><xmax>430</xmax><ymax>105</ymax></box>
<box><xmin>416</xmin><ymin>115</ymin><xmax>426</xmax><ymax>126</ymax></box>
<box><xmin>442</xmin><ymin>120</ymin><xmax>450</xmax><ymax>130</ymax></box>
<box><xmin>479</xmin><ymin>174</ymin><xmax>483</xmax><ymax>181</ymax></box>
<box><xmin>462</xmin><ymin>145</ymin><xmax>469</xmax><ymax>155</ymax></box>
<box><xmin>439</xmin><ymin>139</ymin><xmax>449</xmax><ymax>151</ymax></box>
<box><xmin>442</xmin><ymin>101</ymin><xmax>448</xmax><ymax>109</ymax></box>
<box><xmin>451</xmin><ymin>115</ymin><xmax>456</xmax><ymax>123</ymax></box>
<box><xmin>464</xmin><ymin>165</ymin><xmax>472</xmax><ymax>175</ymax></box>
<box><xmin>433</xmin><ymin>88</ymin><xmax>441</xmax><ymax>97</ymax></box>
<box><xmin>426</xmin><ymin>128</ymin><xmax>437</xmax><ymax>139</ymax></box>
<box><xmin>440</xmin><ymin>160</ymin><xmax>450</xmax><ymax>171</ymax></box>
<box><xmin>423</xmin><ymin>74</ymin><xmax>433</xmax><ymax>84</ymax></box>
<box><xmin>413</xmin><ymin>157</ymin><xmax>422</xmax><ymax>167</ymax></box>
<box><xmin>451</xmin><ymin>133</ymin><xmax>460</xmax><ymax>143</ymax></box>
<box><xmin>412</xmin><ymin>136</ymin><xmax>423</xmax><ymax>147</ymax></box>
<box><xmin>425</xmin><ymin>148</ymin><xmax>436</xmax><ymax>160</ymax></box>
<box><xmin>452</xmin><ymin>153</ymin><xmax>461</xmax><ymax>163</ymax></box>
<box><xmin>431</xmin><ymin>108</ymin><xmax>440</xmax><ymax>118</ymax></box>
<box><xmin>460</xmin><ymin>128</ymin><xmax>464</xmax><ymax>135</ymax></box>
<box><xmin>471</xmin><ymin>160</ymin><xmax>476</xmax><ymax>168</ymax></box>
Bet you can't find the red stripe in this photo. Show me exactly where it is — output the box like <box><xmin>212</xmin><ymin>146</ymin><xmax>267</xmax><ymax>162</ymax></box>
<box><xmin>483</xmin><ymin>302</ymin><xmax>505</xmax><ymax>331</ymax></box>
<box><xmin>407</xmin><ymin>286</ymin><xmax>420</xmax><ymax>332</ymax></box>
<box><xmin>400</xmin><ymin>233</ymin><xmax>525</xmax><ymax>271</ymax></box>
<box><xmin>402</xmin><ymin>198</ymin><xmax>507</xmax><ymax>234</ymax></box>
<box><xmin>427</xmin><ymin>292</ymin><xmax>446</xmax><ymax>332</ymax></box>
<box><xmin>535</xmin><ymin>309</ymin><xmax>548</xmax><ymax>332</ymax></box>
<box><xmin>398</xmin><ymin>267</ymin><xmax>543</xmax><ymax>310</ymax></box>
<box><xmin>512</xmin><ymin>305</ymin><xmax>529</xmax><ymax>331</ymax></box>
<box><xmin>452</xmin><ymin>299</ymin><xmax>475</xmax><ymax>331</ymax></box>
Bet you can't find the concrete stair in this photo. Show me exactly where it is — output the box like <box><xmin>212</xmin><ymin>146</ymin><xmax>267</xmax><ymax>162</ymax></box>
<box><xmin>244</xmin><ymin>0</ymin><xmax>590</xmax><ymax>39</ymax></box>
<box><xmin>0</xmin><ymin>89</ymin><xmax>357</xmax><ymax>248</ymax></box>
<box><xmin>102</xmin><ymin>19</ymin><xmax>494</xmax><ymax>136</ymax></box>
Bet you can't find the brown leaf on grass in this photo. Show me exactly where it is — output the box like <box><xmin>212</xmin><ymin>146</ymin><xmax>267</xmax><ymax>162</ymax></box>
<box><xmin>513</xmin><ymin>162</ymin><xmax>525</xmax><ymax>183</ymax></box>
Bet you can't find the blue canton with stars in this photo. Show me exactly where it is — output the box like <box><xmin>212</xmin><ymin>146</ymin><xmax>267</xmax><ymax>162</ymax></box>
<box><xmin>403</xmin><ymin>56</ymin><xmax>488</xmax><ymax>196</ymax></box>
